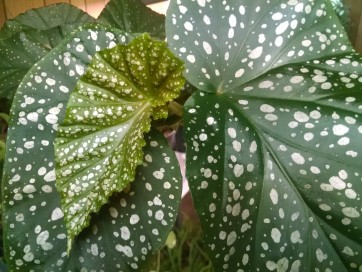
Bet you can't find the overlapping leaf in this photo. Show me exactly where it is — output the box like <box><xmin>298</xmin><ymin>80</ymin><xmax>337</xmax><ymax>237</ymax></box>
<box><xmin>2</xmin><ymin>25</ymin><xmax>128</xmax><ymax>270</ymax></box>
<box><xmin>98</xmin><ymin>0</ymin><xmax>166</xmax><ymax>40</ymax></box>
<box><xmin>167</xmin><ymin>0</ymin><xmax>362</xmax><ymax>271</ymax></box>
<box><xmin>55</xmin><ymin>33</ymin><xmax>184</xmax><ymax>252</ymax></box>
<box><xmin>0</xmin><ymin>4</ymin><xmax>94</xmax><ymax>104</ymax></box>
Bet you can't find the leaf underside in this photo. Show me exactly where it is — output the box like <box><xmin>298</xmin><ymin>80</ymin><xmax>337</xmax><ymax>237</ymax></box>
<box><xmin>167</xmin><ymin>0</ymin><xmax>362</xmax><ymax>271</ymax></box>
<box><xmin>0</xmin><ymin>3</ymin><xmax>95</xmax><ymax>104</ymax></box>
<box><xmin>55</xmin><ymin>33</ymin><xmax>184</xmax><ymax>252</ymax></box>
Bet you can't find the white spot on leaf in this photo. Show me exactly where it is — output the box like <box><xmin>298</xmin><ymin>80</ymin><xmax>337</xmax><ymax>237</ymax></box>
<box><xmin>270</xmin><ymin>189</ymin><xmax>278</xmax><ymax>205</ymax></box>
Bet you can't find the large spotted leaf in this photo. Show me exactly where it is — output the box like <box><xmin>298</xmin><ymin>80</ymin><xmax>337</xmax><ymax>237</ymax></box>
<box><xmin>98</xmin><ymin>0</ymin><xmax>166</xmax><ymax>40</ymax></box>
<box><xmin>54</xmin><ymin>33</ymin><xmax>184</xmax><ymax>252</ymax></box>
<box><xmin>1</xmin><ymin>25</ymin><xmax>129</xmax><ymax>270</ymax></box>
<box><xmin>167</xmin><ymin>0</ymin><xmax>362</xmax><ymax>271</ymax></box>
<box><xmin>0</xmin><ymin>4</ymin><xmax>94</xmax><ymax>105</ymax></box>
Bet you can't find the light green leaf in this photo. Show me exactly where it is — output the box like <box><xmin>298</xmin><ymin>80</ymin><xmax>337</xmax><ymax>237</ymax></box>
<box><xmin>167</xmin><ymin>0</ymin><xmax>362</xmax><ymax>271</ymax></box>
<box><xmin>55</xmin><ymin>33</ymin><xmax>184</xmax><ymax>252</ymax></box>
<box><xmin>98</xmin><ymin>0</ymin><xmax>166</xmax><ymax>39</ymax></box>
<box><xmin>0</xmin><ymin>3</ymin><xmax>94</xmax><ymax>104</ymax></box>
<box><xmin>165</xmin><ymin>230</ymin><xmax>177</xmax><ymax>249</ymax></box>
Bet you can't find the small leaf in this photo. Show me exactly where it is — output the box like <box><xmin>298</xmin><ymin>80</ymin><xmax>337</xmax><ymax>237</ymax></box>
<box><xmin>0</xmin><ymin>4</ymin><xmax>94</xmax><ymax>104</ymax></box>
<box><xmin>167</xmin><ymin>0</ymin><xmax>362</xmax><ymax>271</ymax></box>
<box><xmin>54</xmin><ymin>33</ymin><xmax>185</xmax><ymax>252</ymax></box>
<box><xmin>165</xmin><ymin>230</ymin><xmax>177</xmax><ymax>249</ymax></box>
<box><xmin>98</xmin><ymin>0</ymin><xmax>166</xmax><ymax>40</ymax></box>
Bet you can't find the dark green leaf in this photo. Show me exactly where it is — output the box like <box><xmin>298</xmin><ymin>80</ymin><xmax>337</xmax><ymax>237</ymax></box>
<box><xmin>0</xmin><ymin>3</ymin><xmax>94</xmax><ymax>39</ymax></box>
<box><xmin>0</xmin><ymin>4</ymin><xmax>94</xmax><ymax>104</ymax></box>
<box><xmin>98</xmin><ymin>0</ymin><xmax>166</xmax><ymax>39</ymax></box>
<box><xmin>167</xmin><ymin>0</ymin><xmax>362</xmax><ymax>271</ymax></box>
<box><xmin>2</xmin><ymin>24</ymin><xmax>128</xmax><ymax>270</ymax></box>
<box><xmin>54</xmin><ymin>33</ymin><xmax>184</xmax><ymax>252</ymax></box>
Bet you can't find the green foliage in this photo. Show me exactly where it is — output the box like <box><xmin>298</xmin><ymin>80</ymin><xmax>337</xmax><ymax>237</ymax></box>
<box><xmin>1</xmin><ymin>0</ymin><xmax>185</xmax><ymax>269</ymax></box>
<box><xmin>166</xmin><ymin>0</ymin><xmax>362</xmax><ymax>271</ymax></box>
<box><xmin>0</xmin><ymin>3</ymin><xmax>94</xmax><ymax>39</ymax></box>
<box><xmin>98</xmin><ymin>0</ymin><xmax>166</xmax><ymax>39</ymax></box>
<box><xmin>55</xmin><ymin>33</ymin><xmax>184</xmax><ymax>252</ymax></box>
<box><xmin>0</xmin><ymin>4</ymin><xmax>94</xmax><ymax>106</ymax></box>
<box><xmin>0</xmin><ymin>0</ymin><xmax>164</xmax><ymax>109</ymax></box>
<box><xmin>0</xmin><ymin>0</ymin><xmax>362</xmax><ymax>271</ymax></box>
<box><xmin>1</xmin><ymin>24</ymin><xmax>126</xmax><ymax>270</ymax></box>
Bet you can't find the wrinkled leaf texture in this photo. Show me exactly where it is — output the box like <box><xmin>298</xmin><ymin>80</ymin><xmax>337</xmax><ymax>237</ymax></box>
<box><xmin>55</xmin><ymin>33</ymin><xmax>184</xmax><ymax>252</ymax></box>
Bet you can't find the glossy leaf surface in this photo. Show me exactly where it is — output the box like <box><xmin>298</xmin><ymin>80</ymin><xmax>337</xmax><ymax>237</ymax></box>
<box><xmin>167</xmin><ymin>0</ymin><xmax>362</xmax><ymax>271</ymax></box>
<box><xmin>98</xmin><ymin>0</ymin><xmax>166</xmax><ymax>40</ymax></box>
<box><xmin>0</xmin><ymin>4</ymin><xmax>94</xmax><ymax>104</ymax></box>
<box><xmin>1</xmin><ymin>25</ymin><xmax>126</xmax><ymax>270</ymax></box>
<box><xmin>55</xmin><ymin>33</ymin><xmax>184</xmax><ymax>251</ymax></box>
